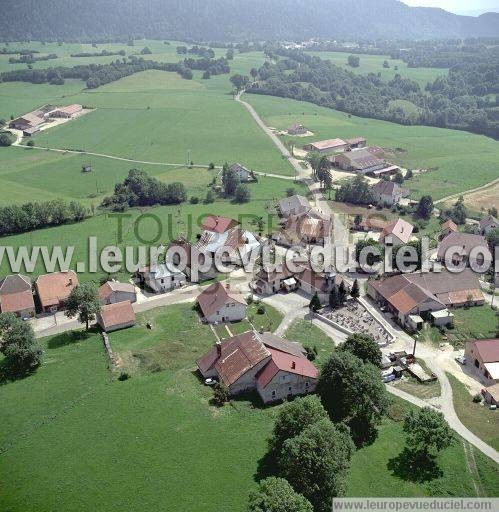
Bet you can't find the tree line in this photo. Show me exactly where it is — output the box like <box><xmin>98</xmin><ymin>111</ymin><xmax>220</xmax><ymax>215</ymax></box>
<box><xmin>0</xmin><ymin>199</ymin><xmax>88</xmax><ymax>237</ymax></box>
<box><xmin>247</xmin><ymin>47</ymin><xmax>499</xmax><ymax>139</ymax></box>
<box><xmin>70</xmin><ymin>49</ymin><xmax>126</xmax><ymax>57</ymax></box>
<box><xmin>101</xmin><ymin>169</ymin><xmax>187</xmax><ymax>211</ymax></box>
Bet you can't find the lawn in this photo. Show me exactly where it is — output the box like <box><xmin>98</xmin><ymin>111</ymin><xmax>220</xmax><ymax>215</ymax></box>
<box><xmin>244</xmin><ymin>93</ymin><xmax>499</xmax><ymax>200</ymax></box>
<box><xmin>283</xmin><ymin>319</ymin><xmax>335</xmax><ymax>366</ymax></box>
<box><xmin>447</xmin><ymin>373</ymin><xmax>499</xmax><ymax>452</ymax></box>
<box><xmin>1</xmin><ymin>303</ymin><xmax>498</xmax><ymax>512</ymax></box>
<box><xmin>306</xmin><ymin>51</ymin><xmax>447</xmax><ymax>88</ymax></box>
<box><xmin>423</xmin><ymin>305</ymin><xmax>498</xmax><ymax>349</ymax></box>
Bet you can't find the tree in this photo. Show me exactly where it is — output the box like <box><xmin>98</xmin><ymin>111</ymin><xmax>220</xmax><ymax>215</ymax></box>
<box><xmin>234</xmin><ymin>184</ymin><xmax>251</xmax><ymax>203</ymax></box>
<box><xmin>205</xmin><ymin>189</ymin><xmax>215</xmax><ymax>204</ymax></box>
<box><xmin>340</xmin><ymin>333</ymin><xmax>382</xmax><ymax>367</ymax></box>
<box><xmin>347</xmin><ymin>55</ymin><xmax>360</xmax><ymax>68</ymax></box>
<box><xmin>338</xmin><ymin>280</ymin><xmax>347</xmax><ymax>305</ymax></box>
<box><xmin>248</xmin><ymin>477</ymin><xmax>313</xmax><ymax>512</ymax></box>
<box><xmin>0</xmin><ymin>132</ymin><xmax>13</xmax><ymax>146</ymax></box>
<box><xmin>230</xmin><ymin>73</ymin><xmax>250</xmax><ymax>91</ymax></box>
<box><xmin>350</xmin><ymin>279</ymin><xmax>360</xmax><ymax>299</ymax></box>
<box><xmin>250</xmin><ymin>67</ymin><xmax>258</xmax><ymax>80</ymax></box>
<box><xmin>0</xmin><ymin>313</ymin><xmax>42</xmax><ymax>376</ymax></box>
<box><xmin>416</xmin><ymin>195</ymin><xmax>433</xmax><ymax>220</ymax></box>
<box><xmin>65</xmin><ymin>282</ymin><xmax>101</xmax><ymax>330</ymax></box>
<box><xmin>353</xmin><ymin>214</ymin><xmax>362</xmax><ymax>228</ymax></box>
<box><xmin>403</xmin><ymin>408</ymin><xmax>454</xmax><ymax>458</ymax></box>
<box><xmin>336</xmin><ymin>175</ymin><xmax>374</xmax><ymax>205</ymax></box>
<box><xmin>317</xmin><ymin>351</ymin><xmax>389</xmax><ymax>445</ymax></box>
<box><xmin>309</xmin><ymin>292</ymin><xmax>321</xmax><ymax>312</ymax></box>
<box><xmin>329</xmin><ymin>286</ymin><xmax>341</xmax><ymax>310</ymax></box>
<box><xmin>226</xmin><ymin>48</ymin><xmax>234</xmax><ymax>60</ymax></box>
<box><xmin>213</xmin><ymin>382</ymin><xmax>229</xmax><ymax>405</ymax></box>
<box><xmin>286</xmin><ymin>187</ymin><xmax>296</xmax><ymax>197</ymax></box>
<box><xmin>222</xmin><ymin>164</ymin><xmax>240</xmax><ymax>197</ymax></box>
<box><xmin>140</xmin><ymin>46</ymin><xmax>152</xmax><ymax>54</ymax></box>
<box><xmin>355</xmin><ymin>238</ymin><xmax>383</xmax><ymax>268</ymax></box>
<box><xmin>446</xmin><ymin>196</ymin><xmax>467</xmax><ymax>225</ymax></box>
<box><xmin>383</xmin><ymin>60</ymin><xmax>390</xmax><ymax>68</ymax></box>
<box><xmin>279</xmin><ymin>418</ymin><xmax>355</xmax><ymax>512</ymax></box>
<box><xmin>393</xmin><ymin>171</ymin><xmax>404</xmax><ymax>184</ymax></box>
<box><xmin>270</xmin><ymin>395</ymin><xmax>329</xmax><ymax>453</ymax></box>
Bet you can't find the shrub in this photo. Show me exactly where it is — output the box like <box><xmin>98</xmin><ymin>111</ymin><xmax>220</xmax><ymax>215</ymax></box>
<box><xmin>190</xmin><ymin>196</ymin><xmax>199</xmax><ymax>204</ymax></box>
<box><xmin>473</xmin><ymin>394</ymin><xmax>482</xmax><ymax>403</ymax></box>
<box><xmin>257</xmin><ymin>305</ymin><xmax>265</xmax><ymax>315</ymax></box>
<box><xmin>213</xmin><ymin>383</ymin><xmax>230</xmax><ymax>406</ymax></box>
<box><xmin>118</xmin><ymin>372</ymin><xmax>130</xmax><ymax>381</ymax></box>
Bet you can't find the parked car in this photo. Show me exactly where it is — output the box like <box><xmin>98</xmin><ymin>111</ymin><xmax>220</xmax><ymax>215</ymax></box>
<box><xmin>382</xmin><ymin>374</ymin><xmax>396</xmax><ymax>383</ymax></box>
<box><xmin>204</xmin><ymin>377</ymin><xmax>218</xmax><ymax>386</ymax></box>
<box><xmin>455</xmin><ymin>355</ymin><xmax>466</xmax><ymax>365</ymax></box>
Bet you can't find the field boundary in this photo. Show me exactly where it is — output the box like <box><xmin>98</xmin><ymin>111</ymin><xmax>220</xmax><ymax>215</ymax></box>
<box><xmin>435</xmin><ymin>176</ymin><xmax>499</xmax><ymax>205</ymax></box>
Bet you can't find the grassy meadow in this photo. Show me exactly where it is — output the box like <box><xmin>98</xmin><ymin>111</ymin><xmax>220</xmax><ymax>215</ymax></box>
<box><xmin>1</xmin><ymin>303</ymin><xmax>498</xmax><ymax>512</ymax></box>
<box><xmin>245</xmin><ymin>93</ymin><xmax>499</xmax><ymax>200</ymax></box>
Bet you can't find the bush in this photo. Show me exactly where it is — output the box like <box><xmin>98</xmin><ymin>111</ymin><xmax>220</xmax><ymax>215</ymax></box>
<box><xmin>0</xmin><ymin>132</ymin><xmax>14</xmax><ymax>146</ymax></box>
<box><xmin>213</xmin><ymin>383</ymin><xmax>230</xmax><ymax>406</ymax></box>
<box><xmin>234</xmin><ymin>183</ymin><xmax>250</xmax><ymax>203</ymax></box>
<box><xmin>257</xmin><ymin>305</ymin><xmax>265</xmax><ymax>315</ymax></box>
<box><xmin>473</xmin><ymin>393</ymin><xmax>482</xmax><ymax>403</ymax></box>
<box><xmin>190</xmin><ymin>196</ymin><xmax>199</xmax><ymax>204</ymax></box>
<box><xmin>118</xmin><ymin>372</ymin><xmax>130</xmax><ymax>381</ymax></box>
<box><xmin>26</xmin><ymin>139</ymin><xmax>35</xmax><ymax>147</ymax></box>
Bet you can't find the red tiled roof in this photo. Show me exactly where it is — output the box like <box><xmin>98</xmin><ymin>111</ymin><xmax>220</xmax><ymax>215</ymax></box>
<box><xmin>201</xmin><ymin>215</ymin><xmax>239</xmax><ymax>234</ymax></box>
<box><xmin>442</xmin><ymin>219</ymin><xmax>458</xmax><ymax>232</ymax></box>
<box><xmin>35</xmin><ymin>271</ymin><xmax>79</xmax><ymax>308</ymax></box>
<box><xmin>99</xmin><ymin>301</ymin><xmax>136</xmax><ymax>330</ymax></box>
<box><xmin>309</xmin><ymin>138</ymin><xmax>347</xmax><ymax>150</ymax></box>
<box><xmin>53</xmin><ymin>104</ymin><xmax>82</xmax><ymax>115</ymax></box>
<box><xmin>0</xmin><ymin>275</ymin><xmax>34</xmax><ymax>314</ymax></box>
<box><xmin>469</xmin><ymin>339</ymin><xmax>499</xmax><ymax>363</ymax></box>
<box><xmin>197</xmin><ymin>281</ymin><xmax>246</xmax><ymax>318</ymax></box>
<box><xmin>256</xmin><ymin>348</ymin><xmax>318</xmax><ymax>389</ymax></box>
<box><xmin>380</xmin><ymin>218</ymin><xmax>414</xmax><ymax>244</ymax></box>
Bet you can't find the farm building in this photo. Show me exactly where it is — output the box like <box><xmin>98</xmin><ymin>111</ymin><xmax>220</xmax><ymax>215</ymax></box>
<box><xmin>99</xmin><ymin>281</ymin><xmax>137</xmax><ymax>305</ymax></box>
<box><xmin>274</xmin><ymin>212</ymin><xmax>332</xmax><ymax>246</ymax></box>
<box><xmin>482</xmin><ymin>382</ymin><xmax>499</xmax><ymax>405</ymax></box>
<box><xmin>441</xmin><ymin>219</ymin><xmax>458</xmax><ymax>239</ymax></box>
<box><xmin>0</xmin><ymin>274</ymin><xmax>35</xmax><ymax>318</ymax></box>
<box><xmin>437</xmin><ymin>232</ymin><xmax>492</xmax><ymax>268</ymax></box>
<box><xmin>465</xmin><ymin>338</ymin><xmax>499</xmax><ymax>385</ymax></box>
<box><xmin>287</xmin><ymin>123</ymin><xmax>308</xmax><ymax>136</ymax></box>
<box><xmin>379</xmin><ymin>218</ymin><xmax>414</xmax><ymax>246</ymax></box>
<box><xmin>304</xmin><ymin>138</ymin><xmax>349</xmax><ymax>154</ymax></box>
<box><xmin>196</xmin><ymin>330</ymin><xmax>318</xmax><ymax>403</ymax></box>
<box><xmin>197</xmin><ymin>281</ymin><xmax>247</xmax><ymax>324</ymax></box>
<box><xmin>479</xmin><ymin>214</ymin><xmax>499</xmax><ymax>235</ymax></box>
<box><xmin>368</xmin><ymin>269</ymin><xmax>484</xmax><ymax>330</ymax></box>
<box><xmin>167</xmin><ymin>237</ymin><xmax>217</xmax><ymax>283</ymax></box>
<box><xmin>353</xmin><ymin>216</ymin><xmax>388</xmax><ymax>232</ymax></box>
<box><xmin>97</xmin><ymin>300</ymin><xmax>136</xmax><ymax>332</ymax></box>
<box><xmin>35</xmin><ymin>270</ymin><xmax>79</xmax><ymax>313</ymax></box>
<box><xmin>346</xmin><ymin>137</ymin><xmax>367</xmax><ymax>149</ymax></box>
<box><xmin>9</xmin><ymin>112</ymin><xmax>45</xmax><ymax>131</ymax></box>
<box><xmin>48</xmin><ymin>104</ymin><xmax>83</xmax><ymax>118</ymax></box>
<box><xmin>201</xmin><ymin>215</ymin><xmax>239</xmax><ymax>234</ymax></box>
<box><xmin>136</xmin><ymin>264</ymin><xmax>187</xmax><ymax>293</ymax></box>
<box><xmin>277</xmin><ymin>194</ymin><xmax>311</xmax><ymax>218</ymax></box>
<box><xmin>333</xmin><ymin>147</ymin><xmax>386</xmax><ymax>174</ymax></box>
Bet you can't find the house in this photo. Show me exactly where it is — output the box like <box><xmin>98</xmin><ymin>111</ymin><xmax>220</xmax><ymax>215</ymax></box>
<box><xmin>228</xmin><ymin>163</ymin><xmax>256</xmax><ymax>183</ymax></box>
<box><xmin>303</xmin><ymin>138</ymin><xmax>349</xmax><ymax>154</ymax></box>
<box><xmin>379</xmin><ymin>218</ymin><xmax>414</xmax><ymax>246</ymax></box>
<box><xmin>465</xmin><ymin>338</ymin><xmax>499</xmax><ymax>385</ymax></box>
<box><xmin>277</xmin><ymin>195</ymin><xmax>311</xmax><ymax>218</ymax></box>
<box><xmin>368</xmin><ymin>269</ymin><xmax>484</xmax><ymax>330</ymax></box>
<box><xmin>441</xmin><ymin>219</ymin><xmax>458</xmax><ymax>239</ymax></box>
<box><xmin>196</xmin><ymin>330</ymin><xmax>318</xmax><ymax>403</ymax></box>
<box><xmin>274</xmin><ymin>213</ymin><xmax>331</xmax><ymax>247</ymax></box>
<box><xmin>482</xmin><ymin>382</ymin><xmax>499</xmax><ymax>406</ymax></box>
<box><xmin>99</xmin><ymin>281</ymin><xmax>137</xmax><ymax>305</ymax></box>
<box><xmin>197</xmin><ymin>281</ymin><xmax>247</xmax><ymax>323</ymax></box>
<box><xmin>354</xmin><ymin>216</ymin><xmax>387</xmax><ymax>232</ymax></box>
<box><xmin>9</xmin><ymin>112</ymin><xmax>45</xmax><ymax>131</ymax></box>
<box><xmin>436</xmin><ymin>232</ymin><xmax>492</xmax><ymax>268</ymax></box>
<box><xmin>346</xmin><ymin>137</ymin><xmax>367</xmax><ymax>149</ymax></box>
<box><xmin>479</xmin><ymin>215</ymin><xmax>499</xmax><ymax>235</ymax></box>
<box><xmin>167</xmin><ymin>237</ymin><xmax>218</xmax><ymax>283</ymax></box>
<box><xmin>136</xmin><ymin>264</ymin><xmax>186</xmax><ymax>293</ymax></box>
<box><xmin>287</xmin><ymin>123</ymin><xmax>307</xmax><ymax>136</ymax></box>
<box><xmin>48</xmin><ymin>104</ymin><xmax>83</xmax><ymax>118</ymax></box>
<box><xmin>371</xmin><ymin>181</ymin><xmax>407</xmax><ymax>207</ymax></box>
<box><xmin>35</xmin><ymin>270</ymin><xmax>79</xmax><ymax>313</ymax></box>
<box><xmin>252</xmin><ymin>264</ymin><xmax>296</xmax><ymax>296</ymax></box>
<box><xmin>0</xmin><ymin>274</ymin><xmax>35</xmax><ymax>318</ymax></box>
<box><xmin>97</xmin><ymin>300</ymin><xmax>136</xmax><ymax>332</ymax></box>
<box><xmin>333</xmin><ymin>148</ymin><xmax>386</xmax><ymax>175</ymax></box>
<box><xmin>201</xmin><ymin>215</ymin><xmax>239</xmax><ymax>234</ymax></box>
<box><xmin>296</xmin><ymin>266</ymin><xmax>348</xmax><ymax>304</ymax></box>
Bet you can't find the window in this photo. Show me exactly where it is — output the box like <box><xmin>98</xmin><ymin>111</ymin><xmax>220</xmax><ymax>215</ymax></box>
<box><xmin>271</xmin><ymin>390</ymin><xmax>276</xmax><ymax>398</ymax></box>
<box><xmin>288</xmin><ymin>386</ymin><xmax>292</xmax><ymax>392</ymax></box>
<box><xmin>305</xmin><ymin>381</ymin><xmax>309</xmax><ymax>388</ymax></box>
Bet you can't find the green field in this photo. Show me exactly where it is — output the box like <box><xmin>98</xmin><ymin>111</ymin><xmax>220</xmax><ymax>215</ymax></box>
<box><xmin>244</xmin><ymin>93</ymin><xmax>499</xmax><ymax>200</ymax></box>
<box><xmin>306</xmin><ymin>51</ymin><xmax>447</xmax><ymax>88</ymax></box>
<box><xmin>1</xmin><ymin>303</ymin><xmax>498</xmax><ymax>512</ymax></box>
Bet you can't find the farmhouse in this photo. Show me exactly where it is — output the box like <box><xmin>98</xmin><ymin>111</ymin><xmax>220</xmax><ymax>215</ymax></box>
<box><xmin>441</xmin><ymin>219</ymin><xmax>458</xmax><ymax>239</ymax></box>
<box><xmin>201</xmin><ymin>215</ymin><xmax>239</xmax><ymax>234</ymax></box>
<box><xmin>304</xmin><ymin>138</ymin><xmax>349</xmax><ymax>154</ymax></box>
<box><xmin>136</xmin><ymin>264</ymin><xmax>187</xmax><ymax>293</ymax></box>
<box><xmin>197</xmin><ymin>281</ymin><xmax>247</xmax><ymax>324</ymax></box>
<box><xmin>167</xmin><ymin>237</ymin><xmax>217</xmax><ymax>283</ymax></box>
<box><xmin>371</xmin><ymin>181</ymin><xmax>408</xmax><ymax>207</ymax></box>
<box><xmin>274</xmin><ymin>213</ymin><xmax>332</xmax><ymax>246</ymax></box>
<box><xmin>97</xmin><ymin>300</ymin><xmax>136</xmax><ymax>333</ymax></box>
<box><xmin>35</xmin><ymin>270</ymin><xmax>79</xmax><ymax>313</ymax></box>
<box><xmin>465</xmin><ymin>338</ymin><xmax>499</xmax><ymax>385</ymax></box>
<box><xmin>252</xmin><ymin>264</ymin><xmax>296</xmax><ymax>296</ymax></box>
<box><xmin>228</xmin><ymin>163</ymin><xmax>256</xmax><ymax>182</ymax></box>
<box><xmin>99</xmin><ymin>281</ymin><xmax>137</xmax><ymax>305</ymax></box>
<box><xmin>368</xmin><ymin>269</ymin><xmax>484</xmax><ymax>330</ymax></box>
<box><xmin>48</xmin><ymin>104</ymin><xmax>83</xmax><ymax>118</ymax></box>
<box><xmin>379</xmin><ymin>218</ymin><xmax>414</xmax><ymax>246</ymax></box>
<box><xmin>287</xmin><ymin>123</ymin><xmax>308</xmax><ymax>136</ymax></box>
<box><xmin>354</xmin><ymin>216</ymin><xmax>388</xmax><ymax>232</ymax></box>
<box><xmin>437</xmin><ymin>231</ymin><xmax>492</xmax><ymax>268</ymax></box>
<box><xmin>196</xmin><ymin>330</ymin><xmax>318</xmax><ymax>403</ymax></box>
<box><xmin>0</xmin><ymin>274</ymin><xmax>35</xmax><ymax>318</ymax></box>
<box><xmin>277</xmin><ymin>194</ymin><xmax>311</xmax><ymax>218</ymax></box>
<box><xmin>334</xmin><ymin>147</ymin><xmax>386</xmax><ymax>175</ymax></box>
<box><xmin>479</xmin><ymin>214</ymin><xmax>499</xmax><ymax>235</ymax></box>
<box><xmin>482</xmin><ymin>382</ymin><xmax>499</xmax><ymax>406</ymax></box>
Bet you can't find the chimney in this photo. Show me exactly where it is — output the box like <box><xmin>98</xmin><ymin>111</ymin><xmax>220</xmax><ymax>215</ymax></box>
<box><xmin>216</xmin><ymin>341</ymin><xmax>222</xmax><ymax>357</ymax></box>
<box><xmin>291</xmin><ymin>361</ymin><xmax>296</xmax><ymax>370</ymax></box>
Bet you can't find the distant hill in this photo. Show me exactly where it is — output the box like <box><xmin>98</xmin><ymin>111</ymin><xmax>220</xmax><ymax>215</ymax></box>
<box><xmin>1</xmin><ymin>0</ymin><xmax>499</xmax><ymax>42</ymax></box>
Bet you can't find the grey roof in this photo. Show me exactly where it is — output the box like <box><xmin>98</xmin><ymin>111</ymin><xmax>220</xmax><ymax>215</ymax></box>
<box><xmin>437</xmin><ymin>232</ymin><xmax>492</xmax><ymax>262</ymax></box>
<box><xmin>258</xmin><ymin>332</ymin><xmax>307</xmax><ymax>358</ymax></box>
<box><xmin>338</xmin><ymin>148</ymin><xmax>384</xmax><ymax>170</ymax></box>
<box><xmin>373</xmin><ymin>180</ymin><xmax>399</xmax><ymax>196</ymax></box>
<box><xmin>479</xmin><ymin>215</ymin><xmax>499</xmax><ymax>230</ymax></box>
<box><xmin>0</xmin><ymin>274</ymin><xmax>32</xmax><ymax>294</ymax></box>
<box><xmin>278</xmin><ymin>194</ymin><xmax>310</xmax><ymax>213</ymax></box>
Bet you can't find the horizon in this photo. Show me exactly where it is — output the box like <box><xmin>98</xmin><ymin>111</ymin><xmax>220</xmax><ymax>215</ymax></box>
<box><xmin>402</xmin><ymin>0</ymin><xmax>499</xmax><ymax>15</ymax></box>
